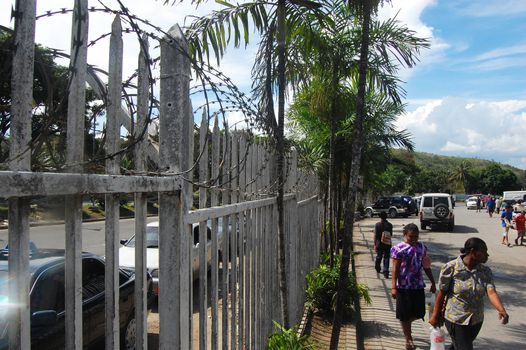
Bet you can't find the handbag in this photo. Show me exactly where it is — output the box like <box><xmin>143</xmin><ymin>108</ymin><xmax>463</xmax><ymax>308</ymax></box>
<box><xmin>380</xmin><ymin>222</ymin><xmax>392</xmax><ymax>245</ymax></box>
<box><xmin>380</xmin><ymin>230</ymin><xmax>392</xmax><ymax>245</ymax></box>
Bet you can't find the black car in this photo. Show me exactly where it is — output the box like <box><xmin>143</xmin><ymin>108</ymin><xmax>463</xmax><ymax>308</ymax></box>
<box><xmin>364</xmin><ymin>195</ymin><xmax>418</xmax><ymax>218</ymax></box>
<box><xmin>0</xmin><ymin>249</ymin><xmax>154</xmax><ymax>350</ymax></box>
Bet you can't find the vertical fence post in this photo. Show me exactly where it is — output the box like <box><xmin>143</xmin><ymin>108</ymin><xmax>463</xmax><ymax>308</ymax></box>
<box><xmin>65</xmin><ymin>1</ymin><xmax>89</xmax><ymax>349</ymax></box>
<box><xmin>210</xmin><ymin>116</ymin><xmax>220</xmax><ymax>350</ymax></box>
<box><xmin>237</xmin><ymin>134</ymin><xmax>246</xmax><ymax>350</ymax></box>
<box><xmin>221</xmin><ymin>123</ymin><xmax>230</xmax><ymax>350</ymax></box>
<box><xmin>230</xmin><ymin>133</ymin><xmax>239</xmax><ymax>350</ymax></box>
<box><xmin>199</xmin><ymin>111</ymin><xmax>209</xmax><ymax>349</ymax></box>
<box><xmin>105</xmin><ymin>14</ymin><xmax>123</xmax><ymax>350</ymax></box>
<box><xmin>134</xmin><ymin>33</ymin><xmax>150</xmax><ymax>350</ymax></box>
<box><xmin>7</xmin><ymin>1</ymin><xmax>36</xmax><ymax>349</ymax></box>
<box><xmin>159</xmin><ymin>24</ymin><xmax>191</xmax><ymax>350</ymax></box>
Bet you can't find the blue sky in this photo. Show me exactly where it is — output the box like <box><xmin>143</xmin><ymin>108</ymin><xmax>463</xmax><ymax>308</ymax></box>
<box><xmin>1</xmin><ymin>0</ymin><xmax>526</xmax><ymax>169</ymax></box>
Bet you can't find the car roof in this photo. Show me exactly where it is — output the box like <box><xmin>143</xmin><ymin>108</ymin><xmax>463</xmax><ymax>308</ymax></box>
<box><xmin>421</xmin><ymin>193</ymin><xmax>451</xmax><ymax>197</ymax></box>
<box><xmin>0</xmin><ymin>251</ymin><xmax>100</xmax><ymax>275</ymax></box>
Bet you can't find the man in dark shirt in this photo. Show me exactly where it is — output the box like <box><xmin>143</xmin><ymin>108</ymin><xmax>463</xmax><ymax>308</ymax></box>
<box><xmin>374</xmin><ymin>211</ymin><xmax>393</xmax><ymax>278</ymax></box>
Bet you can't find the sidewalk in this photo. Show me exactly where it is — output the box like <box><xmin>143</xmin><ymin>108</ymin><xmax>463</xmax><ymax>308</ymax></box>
<box><xmin>354</xmin><ymin>221</ymin><xmax>433</xmax><ymax>350</ymax></box>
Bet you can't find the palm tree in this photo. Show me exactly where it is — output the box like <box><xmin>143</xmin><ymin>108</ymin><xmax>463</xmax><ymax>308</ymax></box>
<box><xmin>450</xmin><ymin>160</ymin><xmax>471</xmax><ymax>193</ymax></box>
<box><xmin>172</xmin><ymin>0</ymin><xmax>328</xmax><ymax>327</ymax></box>
<box><xmin>329</xmin><ymin>0</ymin><xmax>398</xmax><ymax>347</ymax></box>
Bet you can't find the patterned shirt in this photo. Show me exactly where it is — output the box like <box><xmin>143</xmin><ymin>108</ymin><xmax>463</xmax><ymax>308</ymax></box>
<box><xmin>390</xmin><ymin>241</ymin><xmax>427</xmax><ymax>289</ymax></box>
<box><xmin>439</xmin><ymin>256</ymin><xmax>495</xmax><ymax>326</ymax></box>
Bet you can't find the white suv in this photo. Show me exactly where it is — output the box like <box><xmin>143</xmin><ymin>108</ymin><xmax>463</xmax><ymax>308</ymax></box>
<box><xmin>419</xmin><ymin>193</ymin><xmax>455</xmax><ymax>231</ymax></box>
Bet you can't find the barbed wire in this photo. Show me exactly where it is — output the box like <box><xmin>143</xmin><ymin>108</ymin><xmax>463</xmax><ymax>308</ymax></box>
<box><xmin>1</xmin><ymin>2</ymin><xmax>316</xmax><ymax>199</ymax></box>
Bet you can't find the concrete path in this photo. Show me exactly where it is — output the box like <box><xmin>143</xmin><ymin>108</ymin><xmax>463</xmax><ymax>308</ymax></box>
<box><xmin>354</xmin><ymin>220</ymin><xmax>436</xmax><ymax>350</ymax></box>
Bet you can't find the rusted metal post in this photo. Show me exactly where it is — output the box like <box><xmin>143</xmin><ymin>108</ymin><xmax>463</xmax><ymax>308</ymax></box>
<box><xmin>159</xmin><ymin>24</ymin><xmax>191</xmax><ymax>350</ymax></box>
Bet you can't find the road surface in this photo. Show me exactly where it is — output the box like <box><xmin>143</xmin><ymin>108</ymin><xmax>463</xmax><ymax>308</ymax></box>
<box><xmin>377</xmin><ymin>203</ymin><xmax>526</xmax><ymax>349</ymax></box>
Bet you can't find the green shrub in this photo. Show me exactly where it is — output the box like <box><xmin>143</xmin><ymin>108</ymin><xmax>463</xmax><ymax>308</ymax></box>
<box><xmin>305</xmin><ymin>255</ymin><xmax>371</xmax><ymax>317</ymax></box>
<box><xmin>267</xmin><ymin>321</ymin><xmax>316</xmax><ymax>350</ymax></box>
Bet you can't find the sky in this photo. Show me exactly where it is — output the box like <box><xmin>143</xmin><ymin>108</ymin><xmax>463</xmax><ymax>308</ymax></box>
<box><xmin>1</xmin><ymin>0</ymin><xmax>526</xmax><ymax>169</ymax></box>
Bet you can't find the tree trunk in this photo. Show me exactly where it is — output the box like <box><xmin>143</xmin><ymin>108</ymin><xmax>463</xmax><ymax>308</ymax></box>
<box><xmin>329</xmin><ymin>0</ymin><xmax>371</xmax><ymax>348</ymax></box>
<box><xmin>328</xmin><ymin>65</ymin><xmax>339</xmax><ymax>267</ymax></box>
<box><xmin>323</xmin><ymin>185</ymin><xmax>330</xmax><ymax>252</ymax></box>
<box><xmin>276</xmin><ymin>0</ymin><xmax>289</xmax><ymax>328</ymax></box>
<box><xmin>328</xmin><ymin>98</ymin><xmax>336</xmax><ymax>266</ymax></box>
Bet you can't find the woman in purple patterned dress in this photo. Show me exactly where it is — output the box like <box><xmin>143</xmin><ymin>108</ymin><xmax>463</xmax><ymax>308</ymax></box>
<box><xmin>391</xmin><ymin>223</ymin><xmax>436</xmax><ymax>350</ymax></box>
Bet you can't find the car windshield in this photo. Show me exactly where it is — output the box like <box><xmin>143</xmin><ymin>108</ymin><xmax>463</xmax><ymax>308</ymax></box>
<box><xmin>125</xmin><ymin>226</ymin><xmax>159</xmax><ymax>248</ymax></box>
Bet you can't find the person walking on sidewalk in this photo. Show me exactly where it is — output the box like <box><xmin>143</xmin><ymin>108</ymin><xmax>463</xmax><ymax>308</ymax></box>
<box><xmin>513</xmin><ymin>210</ymin><xmax>525</xmax><ymax>245</ymax></box>
<box><xmin>391</xmin><ymin>223</ymin><xmax>436</xmax><ymax>350</ymax></box>
<box><xmin>429</xmin><ymin>237</ymin><xmax>509</xmax><ymax>350</ymax></box>
<box><xmin>500</xmin><ymin>205</ymin><xmax>513</xmax><ymax>246</ymax></box>
<box><xmin>486</xmin><ymin>196</ymin><xmax>495</xmax><ymax>218</ymax></box>
<box><xmin>374</xmin><ymin>211</ymin><xmax>393</xmax><ymax>278</ymax></box>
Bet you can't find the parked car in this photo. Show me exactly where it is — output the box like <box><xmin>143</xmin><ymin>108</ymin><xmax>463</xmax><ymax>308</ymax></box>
<box><xmin>0</xmin><ymin>248</ymin><xmax>154</xmax><ymax>350</ymax></box>
<box><xmin>0</xmin><ymin>240</ymin><xmax>39</xmax><ymax>259</ymax></box>
<box><xmin>364</xmin><ymin>195</ymin><xmax>418</xmax><ymax>218</ymax></box>
<box><xmin>119</xmin><ymin>220</ymin><xmax>225</xmax><ymax>296</ymax></box>
<box><xmin>466</xmin><ymin>196</ymin><xmax>478</xmax><ymax>210</ymax></box>
<box><xmin>419</xmin><ymin>193</ymin><xmax>455</xmax><ymax>231</ymax></box>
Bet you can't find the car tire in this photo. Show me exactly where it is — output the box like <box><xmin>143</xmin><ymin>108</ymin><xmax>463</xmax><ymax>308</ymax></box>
<box><xmin>433</xmin><ymin>204</ymin><xmax>449</xmax><ymax>219</ymax></box>
<box><xmin>420</xmin><ymin>222</ymin><xmax>426</xmax><ymax>230</ymax></box>
<box><xmin>388</xmin><ymin>208</ymin><xmax>397</xmax><ymax>218</ymax></box>
<box><xmin>121</xmin><ymin>313</ymin><xmax>136</xmax><ymax>350</ymax></box>
<box><xmin>365</xmin><ymin>208</ymin><xmax>373</xmax><ymax>218</ymax></box>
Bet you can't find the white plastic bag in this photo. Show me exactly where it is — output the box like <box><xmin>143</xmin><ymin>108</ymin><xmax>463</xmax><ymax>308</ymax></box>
<box><xmin>429</xmin><ymin>326</ymin><xmax>445</xmax><ymax>350</ymax></box>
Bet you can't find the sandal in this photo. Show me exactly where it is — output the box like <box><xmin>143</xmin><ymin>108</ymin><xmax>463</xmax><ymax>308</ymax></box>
<box><xmin>405</xmin><ymin>338</ymin><xmax>416</xmax><ymax>350</ymax></box>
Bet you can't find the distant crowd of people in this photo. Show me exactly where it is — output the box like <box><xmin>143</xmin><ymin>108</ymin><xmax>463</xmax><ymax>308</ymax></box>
<box><xmin>474</xmin><ymin>193</ymin><xmax>525</xmax><ymax>247</ymax></box>
<box><xmin>373</xmin><ymin>213</ymin><xmax>509</xmax><ymax>350</ymax></box>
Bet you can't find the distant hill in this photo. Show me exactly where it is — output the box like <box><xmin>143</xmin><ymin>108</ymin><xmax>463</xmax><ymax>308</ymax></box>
<box><xmin>392</xmin><ymin>149</ymin><xmax>526</xmax><ymax>186</ymax></box>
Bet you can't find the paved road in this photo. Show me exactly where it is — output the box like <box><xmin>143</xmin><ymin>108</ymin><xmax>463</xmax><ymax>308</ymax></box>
<box><xmin>359</xmin><ymin>203</ymin><xmax>526</xmax><ymax>349</ymax></box>
<box><xmin>3</xmin><ymin>205</ymin><xmax>525</xmax><ymax>349</ymax></box>
<box><xmin>0</xmin><ymin>217</ymin><xmax>156</xmax><ymax>255</ymax></box>
<box><xmin>0</xmin><ymin>217</ymin><xmax>221</xmax><ymax>349</ymax></box>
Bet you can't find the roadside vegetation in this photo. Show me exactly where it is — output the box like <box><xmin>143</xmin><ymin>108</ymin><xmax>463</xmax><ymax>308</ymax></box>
<box><xmin>4</xmin><ymin>0</ymin><xmax>523</xmax><ymax>348</ymax></box>
<box><xmin>305</xmin><ymin>254</ymin><xmax>371</xmax><ymax>320</ymax></box>
<box><xmin>373</xmin><ymin>150</ymin><xmax>524</xmax><ymax>195</ymax></box>
<box><xmin>267</xmin><ymin>321</ymin><xmax>317</xmax><ymax>350</ymax></box>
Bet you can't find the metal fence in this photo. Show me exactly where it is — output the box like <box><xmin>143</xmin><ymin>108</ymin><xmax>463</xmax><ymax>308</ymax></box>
<box><xmin>1</xmin><ymin>1</ymin><xmax>321</xmax><ymax>349</ymax></box>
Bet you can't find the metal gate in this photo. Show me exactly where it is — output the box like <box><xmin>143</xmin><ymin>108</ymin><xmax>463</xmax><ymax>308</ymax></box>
<box><xmin>0</xmin><ymin>1</ymin><xmax>321</xmax><ymax>349</ymax></box>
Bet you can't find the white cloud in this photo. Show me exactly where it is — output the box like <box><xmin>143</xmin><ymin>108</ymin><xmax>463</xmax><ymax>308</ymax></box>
<box><xmin>398</xmin><ymin>97</ymin><xmax>526</xmax><ymax>169</ymax></box>
<box><xmin>474</xmin><ymin>44</ymin><xmax>526</xmax><ymax>62</ymax></box>
<box><xmin>396</xmin><ymin>99</ymin><xmax>442</xmax><ymax>131</ymax></box>
<box><xmin>378</xmin><ymin>0</ymin><xmax>450</xmax><ymax>79</ymax></box>
<box><xmin>456</xmin><ymin>0</ymin><xmax>526</xmax><ymax>17</ymax></box>
<box><xmin>441</xmin><ymin>141</ymin><xmax>479</xmax><ymax>153</ymax></box>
